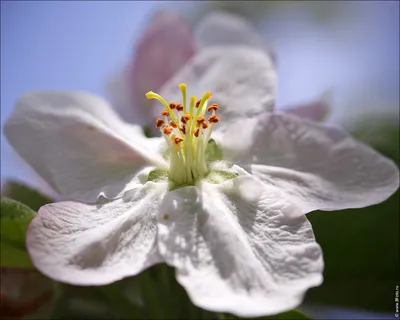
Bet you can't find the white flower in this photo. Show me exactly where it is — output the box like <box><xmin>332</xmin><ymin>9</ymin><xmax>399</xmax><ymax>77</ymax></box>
<box><xmin>4</xmin><ymin>80</ymin><xmax>398</xmax><ymax>317</ymax></box>
<box><xmin>108</xmin><ymin>11</ymin><xmax>329</xmax><ymax>129</ymax></box>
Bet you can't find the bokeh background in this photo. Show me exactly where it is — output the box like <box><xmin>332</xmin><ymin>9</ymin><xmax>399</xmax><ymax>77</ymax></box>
<box><xmin>1</xmin><ymin>1</ymin><xmax>399</xmax><ymax>319</ymax></box>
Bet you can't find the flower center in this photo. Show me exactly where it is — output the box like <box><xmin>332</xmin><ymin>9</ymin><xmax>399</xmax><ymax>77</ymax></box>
<box><xmin>146</xmin><ymin>83</ymin><xmax>220</xmax><ymax>186</ymax></box>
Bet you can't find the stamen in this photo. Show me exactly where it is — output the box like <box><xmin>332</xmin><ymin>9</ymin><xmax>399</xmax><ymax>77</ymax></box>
<box><xmin>194</xmin><ymin>128</ymin><xmax>200</xmax><ymax>137</ymax></box>
<box><xmin>208</xmin><ymin>115</ymin><xmax>220</xmax><ymax>124</ymax></box>
<box><xmin>176</xmin><ymin>104</ymin><xmax>184</xmax><ymax>112</ymax></box>
<box><xmin>196</xmin><ymin>116</ymin><xmax>205</xmax><ymax>127</ymax></box>
<box><xmin>181</xmin><ymin>113</ymin><xmax>190</xmax><ymax>124</ymax></box>
<box><xmin>169</xmin><ymin>102</ymin><xmax>177</xmax><ymax>110</ymax></box>
<box><xmin>174</xmin><ymin>137</ymin><xmax>184</xmax><ymax>144</ymax></box>
<box><xmin>179</xmin><ymin>125</ymin><xmax>186</xmax><ymax>135</ymax></box>
<box><xmin>146</xmin><ymin>91</ymin><xmax>178</xmax><ymax>123</ymax></box>
<box><xmin>207</xmin><ymin>103</ymin><xmax>219</xmax><ymax>112</ymax></box>
<box><xmin>155</xmin><ymin>118</ymin><xmax>165</xmax><ymax>128</ymax></box>
<box><xmin>202</xmin><ymin>121</ymin><xmax>209</xmax><ymax>129</ymax></box>
<box><xmin>170</xmin><ymin>121</ymin><xmax>177</xmax><ymax>128</ymax></box>
<box><xmin>163</xmin><ymin>126</ymin><xmax>173</xmax><ymax>135</ymax></box>
<box><xmin>161</xmin><ymin>109</ymin><xmax>169</xmax><ymax>116</ymax></box>
<box><xmin>195</xmin><ymin>99</ymin><xmax>201</xmax><ymax>108</ymax></box>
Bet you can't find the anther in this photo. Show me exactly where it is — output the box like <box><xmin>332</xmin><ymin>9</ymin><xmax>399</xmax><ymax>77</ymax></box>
<box><xmin>161</xmin><ymin>109</ymin><xmax>169</xmax><ymax>116</ymax></box>
<box><xmin>174</xmin><ymin>137</ymin><xmax>184</xmax><ymax>144</ymax></box>
<box><xmin>181</xmin><ymin>113</ymin><xmax>190</xmax><ymax>124</ymax></box>
<box><xmin>170</xmin><ymin>121</ymin><xmax>177</xmax><ymax>128</ymax></box>
<box><xmin>155</xmin><ymin>118</ymin><xmax>165</xmax><ymax>128</ymax></box>
<box><xmin>202</xmin><ymin>121</ymin><xmax>209</xmax><ymax>129</ymax></box>
<box><xmin>169</xmin><ymin>102</ymin><xmax>177</xmax><ymax>110</ymax></box>
<box><xmin>195</xmin><ymin>99</ymin><xmax>201</xmax><ymax>108</ymax></box>
<box><xmin>208</xmin><ymin>115</ymin><xmax>220</xmax><ymax>124</ymax></box>
<box><xmin>163</xmin><ymin>126</ymin><xmax>173</xmax><ymax>135</ymax></box>
<box><xmin>194</xmin><ymin>128</ymin><xmax>200</xmax><ymax>137</ymax></box>
<box><xmin>179</xmin><ymin>125</ymin><xmax>186</xmax><ymax>135</ymax></box>
<box><xmin>196</xmin><ymin>116</ymin><xmax>205</xmax><ymax>127</ymax></box>
<box><xmin>176</xmin><ymin>104</ymin><xmax>184</xmax><ymax>112</ymax></box>
<box><xmin>207</xmin><ymin>103</ymin><xmax>219</xmax><ymax>112</ymax></box>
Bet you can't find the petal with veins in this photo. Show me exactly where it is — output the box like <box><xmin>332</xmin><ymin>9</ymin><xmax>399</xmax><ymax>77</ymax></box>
<box><xmin>216</xmin><ymin>113</ymin><xmax>399</xmax><ymax>216</ymax></box>
<box><xmin>157</xmin><ymin>176</ymin><xmax>323</xmax><ymax>317</ymax></box>
<box><xmin>4</xmin><ymin>92</ymin><xmax>166</xmax><ymax>202</ymax></box>
<box><xmin>27</xmin><ymin>182</ymin><xmax>167</xmax><ymax>286</ymax></box>
<box><xmin>195</xmin><ymin>11</ymin><xmax>276</xmax><ymax>64</ymax></box>
<box><xmin>157</xmin><ymin>46</ymin><xmax>276</xmax><ymax>122</ymax></box>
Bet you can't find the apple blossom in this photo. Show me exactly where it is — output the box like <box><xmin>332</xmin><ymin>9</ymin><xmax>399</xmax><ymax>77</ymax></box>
<box><xmin>4</xmin><ymin>82</ymin><xmax>398</xmax><ymax>316</ymax></box>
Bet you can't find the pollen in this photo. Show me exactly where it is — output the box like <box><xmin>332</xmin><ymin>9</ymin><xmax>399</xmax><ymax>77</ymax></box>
<box><xmin>163</xmin><ymin>126</ymin><xmax>173</xmax><ymax>135</ymax></box>
<box><xmin>207</xmin><ymin>103</ymin><xmax>219</xmax><ymax>112</ymax></box>
<box><xmin>155</xmin><ymin>118</ymin><xmax>165</xmax><ymax>128</ymax></box>
<box><xmin>161</xmin><ymin>109</ymin><xmax>169</xmax><ymax>116</ymax></box>
<box><xmin>174</xmin><ymin>136</ymin><xmax>184</xmax><ymax>144</ymax></box>
<box><xmin>208</xmin><ymin>115</ymin><xmax>220</xmax><ymax>124</ymax></box>
<box><xmin>170</xmin><ymin>121</ymin><xmax>178</xmax><ymax>128</ymax></box>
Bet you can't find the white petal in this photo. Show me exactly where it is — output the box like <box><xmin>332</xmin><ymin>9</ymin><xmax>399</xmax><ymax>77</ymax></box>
<box><xmin>156</xmin><ymin>46</ymin><xmax>276</xmax><ymax>121</ymax></box>
<box><xmin>27</xmin><ymin>182</ymin><xmax>167</xmax><ymax>285</ymax></box>
<box><xmin>195</xmin><ymin>11</ymin><xmax>275</xmax><ymax>64</ymax></box>
<box><xmin>216</xmin><ymin>113</ymin><xmax>399</xmax><ymax>216</ymax></box>
<box><xmin>157</xmin><ymin>176</ymin><xmax>323</xmax><ymax>317</ymax></box>
<box><xmin>4</xmin><ymin>91</ymin><xmax>166</xmax><ymax>202</ymax></box>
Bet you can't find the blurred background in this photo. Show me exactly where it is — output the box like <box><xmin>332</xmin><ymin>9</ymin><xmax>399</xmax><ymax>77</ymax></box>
<box><xmin>1</xmin><ymin>1</ymin><xmax>399</xmax><ymax>319</ymax></box>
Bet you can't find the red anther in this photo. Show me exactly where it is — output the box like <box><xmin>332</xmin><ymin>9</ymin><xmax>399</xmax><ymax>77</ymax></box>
<box><xmin>179</xmin><ymin>125</ymin><xmax>186</xmax><ymax>135</ymax></box>
<box><xmin>195</xmin><ymin>99</ymin><xmax>201</xmax><ymax>108</ymax></box>
<box><xmin>208</xmin><ymin>115</ymin><xmax>220</xmax><ymax>124</ymax></box>
<box><xmin>207</xmin><ymin>103</ymin><xmax>219</xmax><ymax>112</ymax></box>
<box><xmin>202</xmin><ymin>121</ymin><xmax>209</xmax><ymax>129</ymax></box>
<box><xmin>169</xmin><ymin>102</ymin><xmax>177</xmax><ymax>110</ymax></box>
<box><xmin>176</xmin><ymin>104</ymin><xmax>184</xmax><ymax>112</ymax></box>
<box><xmin>163</xmin><ymin>126</ymin><xmax>173</xmax><ymax>135</ymax></box>
<box><xmin>174</xmin><ymin>137</ymin><xmax>184</xmax><ymax>144</ymax></box>
<box><xmin>170</xmin><ymin>121</ymin><xmax>178</xmax><ymax>128</ymax></box>
<box><xmin>181</xmin><ymin>113</ymin><xmax>190</xmax><ymax>124</ymax></box>
<box><xmin>161</xmin><ymin>109</ymin><xmax>169</xmax><ymax>116</ymax></box>
<box><xmin>194</xmin><ymin>128</ymin><xmax>200</xmax><ymax>137</ymax></box>
<box><xmin>155</xmin><ymin>118</ymin><xmax>165</xmax><ymax>128</ymax></box>
<box><xmin>196</xmin><ymin>116</ymin><xmax>205</xmax><ymax>126</ymax></box>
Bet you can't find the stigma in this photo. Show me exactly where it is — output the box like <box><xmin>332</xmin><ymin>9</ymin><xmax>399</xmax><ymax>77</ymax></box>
<box><xmin>146</xmin><ymin>84</ymin><xmax>220</xmax><ymax>185</ymax></box>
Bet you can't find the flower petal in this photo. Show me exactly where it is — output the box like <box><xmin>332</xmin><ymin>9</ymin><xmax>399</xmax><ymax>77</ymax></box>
<box><xmin>126</xmin><ymin>11</ymin><xmax>195</xmax><ymax>122</ymax></box>
<box><xmin>216</xmin><ymin>113</ymin><xmax>399</xmax><ymax>216</ymax></box>
<box><xmin>283</xmin><ymin>99</ymin><xmax>329</xmax><ymax>122</ymax></box>
<box><xmin>157</xmin><ymin>46</ymin><xmax>276</xmax><ymax>122</ymax></box>
<box><xmin>195</xmin><ymin>11</ymin><xmax>275</xmax><ymax>64</ymax></box>
<box><xmin>4</xmin><ymin>91</ymin><xmax>166</xmax><ymax>202</ymax></box>
<box><xmin>27</xmin><ymin>183</ymin><xmax>167</xmax><ymax>285</ymax></box>
<box><xmin>157</xmin><ymin>176</ymin><xmax>323</xmax><ymax>317</ymax></box>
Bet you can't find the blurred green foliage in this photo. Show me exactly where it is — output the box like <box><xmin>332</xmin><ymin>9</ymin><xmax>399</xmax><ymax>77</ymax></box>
<box><xmin>305</xmin><ymin>115</ymin><xmax>399</xmax><ymax>312</ymax></box>
<box><xmin>0</xmin><ymin>197</ymin><xmax>35</xmax><ymax>268</ymax></box>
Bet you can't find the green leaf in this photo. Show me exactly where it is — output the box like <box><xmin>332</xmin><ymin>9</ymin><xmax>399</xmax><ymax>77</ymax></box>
<box><xmin>206</xmin><ymin>138</ymin><xmax>223</xmax><ymax>162</ymax></box>
<box><xmin>0</xmin><ymin>197</ymin><xmax>35</xmax><ymax>268</ymax></box>
<box><xmin>2</xmin><ymin>180</ymin><xmax>53</xmax><ymax>211</ymax></box>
